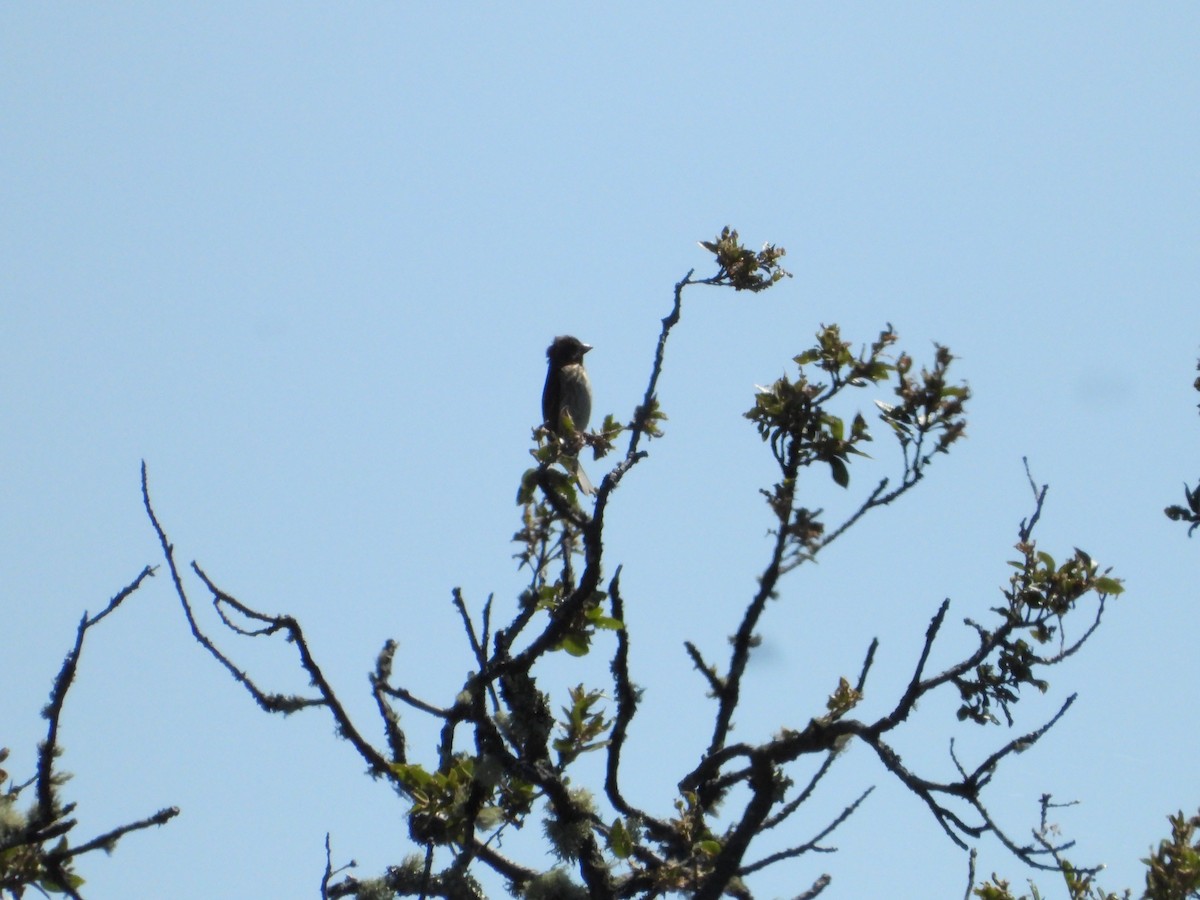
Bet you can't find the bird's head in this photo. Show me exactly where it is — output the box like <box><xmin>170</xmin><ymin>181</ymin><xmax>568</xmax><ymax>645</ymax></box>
<box><xmin>546</xmin><ymin>335</ymin><xmax>593</xmax><ymax>367</ymax></box>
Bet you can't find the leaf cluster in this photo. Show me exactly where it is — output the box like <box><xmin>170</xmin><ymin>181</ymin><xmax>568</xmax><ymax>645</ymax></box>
<box><xmin>1164</xmin><ymin>481</ymin><xmax>1200</xmax><ymax>537</ymax></box>
<box><xmin>697</xmin><ymin>227</ymin><xmax>791</xmax><ymax>292</ymax></box>
<box><xmin>392</xmin><ymin>756</ymin><xmax>533</xmax><ymax>848</ymax></box>
<box><xmin>742</xmin><ymin>324</ymin><xmax>968</xmax><ymax>574</ymax></box>
<box><xmin>956</xmin><ymin>544</ymin><xmax>1123</xmax><ymax>727</ymax></box>
<box><xmin>746</xmin><ymin>323</ymin><xmax>896</xmax><ymax>488</ymax></box>
<box><xmin>1164</xmin><ymin>356</ymin><xmax>1200</xmax><ymax>535</ymax></box>
<box><xmin>972</xmin><ymin>806</ymin><xmax>1200</xmax><ymax>900</ymax></box>
<box><xmin>1143</xmin><ymin>810</ymin><xmax>1200</xmax><ymax>899</ymax></box>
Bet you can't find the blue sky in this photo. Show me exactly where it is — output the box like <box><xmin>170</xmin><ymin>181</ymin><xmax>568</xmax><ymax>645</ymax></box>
<box><xmin>2</xmin><ymin>5</ymin><xmax>1198</xmax><ymax>898</ymax></box>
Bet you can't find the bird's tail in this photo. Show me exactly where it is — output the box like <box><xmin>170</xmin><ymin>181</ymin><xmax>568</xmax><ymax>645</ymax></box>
<box><xmin>568</xmin><ymin>457</ymin><xmax>596</xmax><ymax>496</ymax></box>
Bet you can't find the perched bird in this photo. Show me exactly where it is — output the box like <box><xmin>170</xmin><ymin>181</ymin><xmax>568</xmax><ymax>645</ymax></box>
<box><xmin>542</xmin><ymin>335</ymin><xmax>595</xmax><ymax>494</ymax></box>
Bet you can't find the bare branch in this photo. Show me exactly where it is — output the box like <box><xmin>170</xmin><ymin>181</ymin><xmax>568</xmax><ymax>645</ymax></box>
<box><xmin>855</xmin><ymin>637</ymin><xmax>879</xmax><ymax>694</ymax></box>
<box><xmin>143</xmin><ymin>464</ymin><xmax>393</xmax><ymax>780</ymax></box>
<box><xmin>37</xmin><ymin>565</ymin><xmax>155</xmax><ymax>819</ymax></box>
<box><xmin>762</xmin><ymin>752</ymin><xmax>840</xmax><ymax>832</ymax></box>
<box><xmin>51</xmin><ymin>806</ymin><xmax>179</xmax><ymax>861</ymax></box>
<box><xmin>683</xmin><ymin>641</ymin><xmax>723</xmax><ymax>697</ymax></box>
<box><xmin>793</xmin><ymin>875</ymin><xmax>832</xmax><ymax>900</ymax></box>
<box><xmin>604</xmin><ymin>567</ymin><xmax>659</xmax><ymax>829</ymax></box>
<box><xmin>1019</xmin><ymin>457</ymin><xmax>1048</xmax><ymax>543</ymax></box>
<box><xmin>740</xmin><ymin>786</ymin><xmax>873</xmax><ymax>875</ymax></box>
<box><xmin>626</xmin><ymin>269</ymin><xmax>693</xmax><ymax>458</ymax></box>
<box><xmin>967</xmin><ymin>695</ymin><xmax>1077</xmax><ymax>788</ymax></box>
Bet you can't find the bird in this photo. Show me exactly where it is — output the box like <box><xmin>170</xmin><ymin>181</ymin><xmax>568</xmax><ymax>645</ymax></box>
<box><xmin>542</xmin><ymin>335</ymin><xmax>595</xmax><ymax>494</ymax></box>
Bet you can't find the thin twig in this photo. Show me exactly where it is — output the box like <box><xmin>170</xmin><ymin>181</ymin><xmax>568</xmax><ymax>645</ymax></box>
<box><xmin>740</xmin><ymin>786</ymin><xmax>873</xmax><ymax>875</ymax></box>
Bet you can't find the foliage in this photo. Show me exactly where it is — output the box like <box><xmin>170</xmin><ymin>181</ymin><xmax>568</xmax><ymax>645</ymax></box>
<box><xmin>972</xmin><ymin>806</ymin><xmax>1200</xmax><ymax>900</ymax></box>
<box><xmin>12</xmin><ymin>228</ymin><xmax>1193</xmax><ymax>897</ymax></box>
<box><xmin>696</xmin><ymin>226</ymin><xmax>791</xmax><ymax>293</ymax></box>
<box><xmin>127</xmin><ymin>227</ymin><xmax>1142</xmax><ymax>899</ymax></box>
<box><xmin>1164</xmin><ymin>357</ymin><xmax>1200</xmax><ymax>535</ymax></box>
<box><xmin>1143</xmin><ymin>810</ymin><xmax>1200</xmax><ymax>900</ymax></box>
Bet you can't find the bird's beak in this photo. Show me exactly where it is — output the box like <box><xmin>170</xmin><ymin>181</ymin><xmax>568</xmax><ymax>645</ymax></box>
<box><xmin>581</xmin><ymin>343</ymin><xmax>593</xmax><ymax>354</ymax></box>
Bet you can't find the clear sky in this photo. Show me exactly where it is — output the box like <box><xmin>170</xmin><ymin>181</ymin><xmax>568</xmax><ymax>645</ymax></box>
<box><xmin>2</xmin><ymin>5</ymin><xmax>1198</xmax><ymax>898</ymax></box>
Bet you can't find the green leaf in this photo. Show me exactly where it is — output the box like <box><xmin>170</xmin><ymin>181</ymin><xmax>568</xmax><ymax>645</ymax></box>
<box><xmin>39</xmin><ymin>872</ymin><xmax>86</xmax><ymax>893</ymax></box>
<box><xmin>391</xmin><ymin>762</ymin><xmax>432</xmax><ymax>788</ymax></box>
<box><xmin>516</xmin><ymin>469</ymin><xmax>539</xmax><ymax>505</ymax></box>
<box><xmin>608</xmin><ymin>817</ymin><xmax>633</xmax><ymax>859</ymax></box>
<box><xmin>1093</xmin><ymin>576</ymin><xmax>1124</xmax><ymax>595</ymax></box>
<box><xmin>475</xmin><ymin>805</ymin><xmax>506</xmax><ymax>831</ymax></box>
<box><xmin>829</xmin><ymin>457</ymin><xmax>850</xmax><ymax>488</ymax></box>
<box><xmin>559</xmin><ymin>634</ymin><xmax>590</xmax><ymax>657</ymax></box>
<box><xmin>584</xmin><ymin>604</ymin><xmax>623</xmax><ymax>630</ymax></box>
